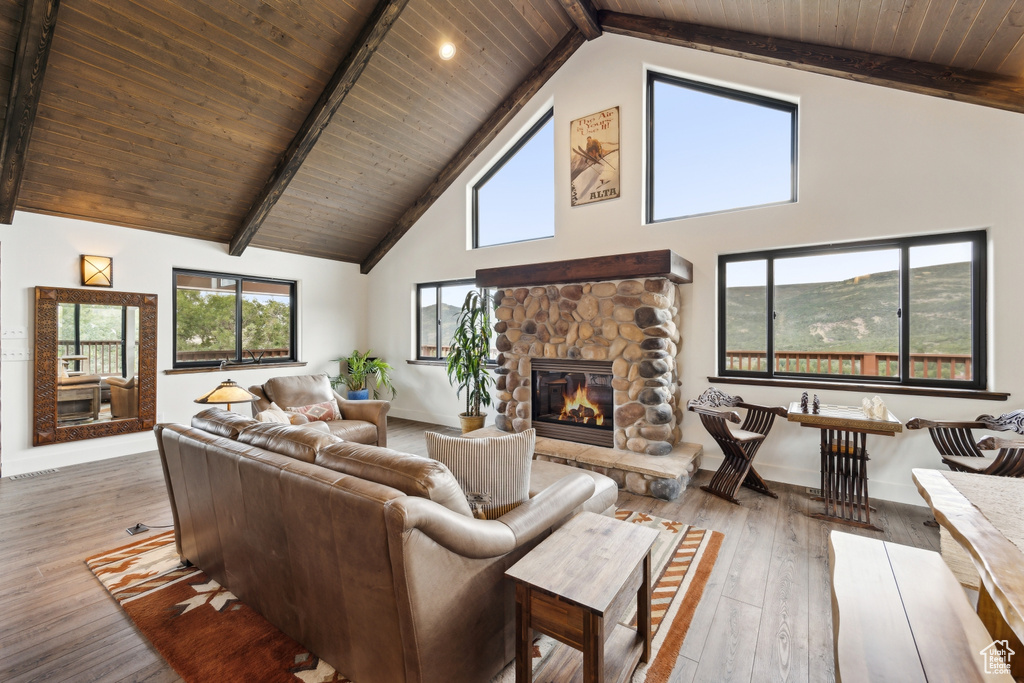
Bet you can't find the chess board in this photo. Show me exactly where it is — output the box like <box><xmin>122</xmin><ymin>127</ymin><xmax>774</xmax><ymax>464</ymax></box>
<box><xmin>787</xmin><ymin>401</ymin><xmax>902</xmax><ymax>433</ymax></box>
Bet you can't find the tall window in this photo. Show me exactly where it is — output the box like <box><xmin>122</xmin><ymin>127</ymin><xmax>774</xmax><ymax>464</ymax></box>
<box><xmin>417</xmin><ymin>280</ymin><xmax>493</xmax><ymax>360</ymax></box>
<box><xmin>647</xmin><ymin>71</ymin><xmax>796</xmax><ymax>223</ymax></box>
<box><xmin>174</xmin><ymin>269</ymin><xmax>296</xmax><ymax>367</ymax></box>
<box><xmin>473</xmin><ymin>109</ymin><xmax>555</xmax><ymax>248</ymax></box>
<box><xmin>719</xmin><ymin>231</ymin><xmax>986</xmax><ymax>389</ymax></box>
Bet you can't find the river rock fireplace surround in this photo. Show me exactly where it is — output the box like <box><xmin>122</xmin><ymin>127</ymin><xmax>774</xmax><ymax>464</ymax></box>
<box><xmin>473</xmin><ymin>251</ymin><xmax>703</xmax><ymax>501</ymax></box>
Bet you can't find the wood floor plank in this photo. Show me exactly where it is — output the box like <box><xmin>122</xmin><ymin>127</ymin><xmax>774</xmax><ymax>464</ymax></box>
<box><xmin>0</xmin><ymin>417</ymin><xmax>940</xmax><ymax>682</ymax></box>
<box><xmin>691</xmin><ymin>596</ymin><xmax>762</xmax><ymax>682</ymax></box>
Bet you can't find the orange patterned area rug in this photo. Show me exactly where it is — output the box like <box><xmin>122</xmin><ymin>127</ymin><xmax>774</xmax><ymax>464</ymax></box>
<box><xmin>86</xmin><ymin>512</ymin><xmax>722</xmax><ymax>683</ymax></box>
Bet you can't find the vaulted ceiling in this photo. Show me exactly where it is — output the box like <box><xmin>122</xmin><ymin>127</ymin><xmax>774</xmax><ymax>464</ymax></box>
<box><xmin>1</xmin><ymin>0</ymin><xmax>1022</xmax><ymax>272</ymax></box>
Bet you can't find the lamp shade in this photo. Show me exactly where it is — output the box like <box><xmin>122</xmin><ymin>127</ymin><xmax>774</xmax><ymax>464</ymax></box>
<box><xmin>194</xmin><ymin>379</ymin><xmax>258</xmax><ymax>408</ymax></box>
<box><xmin>81</xmin><ymin>255</ymin><xmax>113</xmax><ymax>287</ymax></box>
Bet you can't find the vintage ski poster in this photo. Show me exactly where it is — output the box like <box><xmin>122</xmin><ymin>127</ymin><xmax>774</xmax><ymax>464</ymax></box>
<box><xmin>570</xmin><ymin>107</ymin><xmax>619</xmax><ymax>207</ymax></box>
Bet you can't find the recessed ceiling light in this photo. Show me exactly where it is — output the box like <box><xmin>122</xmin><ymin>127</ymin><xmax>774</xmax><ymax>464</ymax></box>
<box><xmin>439</xmin><ymin>42</ymin><xmax>456</xmax><ymax>60</ymax></box>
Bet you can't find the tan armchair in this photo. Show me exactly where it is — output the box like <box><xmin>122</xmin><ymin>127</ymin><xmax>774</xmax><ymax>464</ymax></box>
<box><xmin>249</xmin><ymin>373</ymin><xmax>389</xmax><ymax>446</ymax></box>
<box><xmin>106</xmin><ymin>375</ymin><xmax>138</xmax><ymax>418</ymax></box>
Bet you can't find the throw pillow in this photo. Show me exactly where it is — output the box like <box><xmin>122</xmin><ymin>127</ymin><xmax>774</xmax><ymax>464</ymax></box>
<box><xmin>284</xmin><ymin>400</ymin><xmax>340</xmax><ymax>423</ymax></box>
<box><xmin>268</xmin><ymin>402</ymin><xmax>308</xmax><ymax>425</ymax></box>
<box><xmin>425</xmin><ymin>429</ymin><xmax>535</xmax><ymax>520</ymax></box>
<box><xmin>256</xmin><ymin>408</ymin><xmax>291</xmax><ymax>424</ymax></box>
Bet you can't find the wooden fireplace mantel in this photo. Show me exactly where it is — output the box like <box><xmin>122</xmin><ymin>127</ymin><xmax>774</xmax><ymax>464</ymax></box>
<box><xmin>475</xmin><ymin>249</ymin><xmax>693</xmax><ymax>288</ymax></box>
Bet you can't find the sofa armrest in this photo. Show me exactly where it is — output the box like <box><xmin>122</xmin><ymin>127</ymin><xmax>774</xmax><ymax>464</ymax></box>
<box><xmin>334</xmin><ymin>392</ymin><xmax>390</xmax><ymax>447</ymax></box>
<box><xmin>248</xmin><ymin>385</ymin><xmax>271</xmax><ymax>416</ymax></box>
<box><xmin>384</xmin><ymin>472</ymin><xmax>595</xmax><ymax>559</ymax></box>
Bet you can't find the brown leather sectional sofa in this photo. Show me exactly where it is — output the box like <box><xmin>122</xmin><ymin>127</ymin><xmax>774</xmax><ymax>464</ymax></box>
<box><xmin>156</xmin><ymin>408</ymin><xmax>617</xmax><ymax>683</ymax></box>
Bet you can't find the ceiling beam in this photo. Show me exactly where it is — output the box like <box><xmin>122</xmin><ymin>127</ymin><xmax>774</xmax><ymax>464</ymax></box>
<box><xmin>0</xmin><ymin>0</ymin><xmax>61</xmax><ymax>224</ymax></box>
<box><xmin>557</xmin><ymin>0</ymin><xmax>601</xmax><ymax>40</ymax></box>
<box><xmin>600</xmin><ymin>11</ymin><xmax>1024</xmax><ymax>115</ymax></box>
<box><xmin>228</xmin><ymin>0</ymin><xmax>410</xmax><ymax>256</ymax></box>
<box><xmin>360</xmin><ymin>28</ymin><xmax>586</xmax><ymax>274</ymax></box>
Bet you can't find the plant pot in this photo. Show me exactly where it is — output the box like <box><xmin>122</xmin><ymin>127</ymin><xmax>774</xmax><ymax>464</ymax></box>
<box><xmin>459</xmin><ymin>413</ymin><xmax>486</xmax><ymax>434</ymax></box>
<box><xmin>347</xmin><ymin>388</ymin><xmax>370</xmax><ymax>400</ymax></box>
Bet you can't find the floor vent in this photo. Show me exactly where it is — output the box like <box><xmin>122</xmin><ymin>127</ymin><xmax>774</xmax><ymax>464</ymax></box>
<box><xmin>9</xmin><ymin>468</ymin><xmax>60</xmax><ymax>480</ymax></box>
<box><xmin>806</xmin><ymin>487</ymin><xmax>822</xmax><ymax>496</ymax></box>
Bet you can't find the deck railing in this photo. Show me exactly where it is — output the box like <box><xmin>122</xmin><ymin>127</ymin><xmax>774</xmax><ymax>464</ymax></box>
<box><xmin>59</xmin><ymin>340</ymin><xmax>136</xmax><ymax>375</ymax></box>
<box><xmin>174</xmin><ymin>348</ymin><xmax>292</xmax><ymax>363</ymax></box>
<box><xmin>725</xmin><ymin>350</ymin><xmax>972</xmax><ymax>381</ymax></box>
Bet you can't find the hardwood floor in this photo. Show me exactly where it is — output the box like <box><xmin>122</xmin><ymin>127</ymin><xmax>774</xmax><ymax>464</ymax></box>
<box><xmin>0</xmin><ymin>418</ymin><xmax>939</xmax><ymax>682</ymax></box>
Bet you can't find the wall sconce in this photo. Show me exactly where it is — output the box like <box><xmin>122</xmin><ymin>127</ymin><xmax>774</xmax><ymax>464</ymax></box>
<box><xmin>81</xmin><ymin>255</ymin><xmax>113</xmax><ymax>287</ymax></box>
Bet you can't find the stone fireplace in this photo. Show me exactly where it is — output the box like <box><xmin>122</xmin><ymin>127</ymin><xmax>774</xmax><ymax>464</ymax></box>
<box><xmin>481</xmin><ymin>250</ymin><xmax>690</xmax><ymax>455</ymax></box>
<box><xmin>474</xmin><ymin>250</ymin><xmax>702</xmax><ymax>501</ymax></box>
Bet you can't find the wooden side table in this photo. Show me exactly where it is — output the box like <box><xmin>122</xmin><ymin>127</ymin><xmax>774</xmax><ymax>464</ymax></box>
<box><xmin>506</xmin><ymin>511</ymin><xmax>660</xmax><ymax>683</ymax></box>
<box><xmin>787</xmin><ymin>402</ymin><xmax>902</xmax><ymax>531</ymax></box>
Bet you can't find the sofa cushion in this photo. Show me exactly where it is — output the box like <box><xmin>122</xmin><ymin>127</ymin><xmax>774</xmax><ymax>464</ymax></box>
<box><xmin>192</xmin><ymin>407</ymin><xmax>258</xmax><ymax>439</ymax></box>
<box><xmin>236</xmin><ymin>422</ymin><xmax>340</xmax><ymax>464</ymax></box>
<box><xmin>316</xmin><ymin>442</ymin><xmax>473</xmax><ymax>517</ymax></box>
<box><xmin>325</xmin><ymin>420</ymin><xmax>378</xmax><ymax>444</ymax></box>
<box><xmin>529</xmin><ymin>459</ymin><xmax>618</xmax><ymax>516</ymax></box>
<box><xmin>425</xmin><ymin>429</ymin><xmax>535</xmax><ymax>520</ymax></box>
<box><xmin>264</xmin><ymin>374</ymin><xmax>335</xmax><ymax>410</ymax></box>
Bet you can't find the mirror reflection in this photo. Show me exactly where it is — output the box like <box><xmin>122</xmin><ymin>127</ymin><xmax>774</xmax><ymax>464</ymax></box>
<box><xmin>56</xmin><ymin>303</ymin><xmax>140</xmax><ymax>425</ymax></box>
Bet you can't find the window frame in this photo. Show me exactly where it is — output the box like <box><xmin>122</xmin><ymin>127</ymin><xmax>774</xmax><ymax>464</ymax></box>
<box><xmin>717</xmin><ymin>230</ymin><xmax>987</xmax><ymax>390</ymax></box>
<box><xmin>472</xmin><ymin>108</ymin><xmax>555</xmax><ymax>249</ymax></box>
<box><xmin>416</xmin><ymin>279</ymin><xmax>492</xmax><ymax>362</ymax></box>
<box><xmin>646</xmin><ymin>70</ymin><xmax>798</xmax><ymax>224</ymax></box>
<box><xmin>172</xmin><ymin>268</ymin><xmax>298</xmax><ymax>369</ymax></box>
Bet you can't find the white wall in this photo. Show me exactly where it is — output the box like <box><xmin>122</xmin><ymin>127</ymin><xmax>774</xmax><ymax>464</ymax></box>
<box><xmin>1</xmin><ymin>213</ymin><xmax>367</xmax><ymax>476</ymax></box>
<box><xmin>365</xmin><ymin>34</ymin><xmax>1024</xmax><ymax>505</ymax></box>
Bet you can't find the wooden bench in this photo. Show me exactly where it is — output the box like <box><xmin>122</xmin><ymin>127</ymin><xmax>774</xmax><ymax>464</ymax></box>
<box><xmin>829</xmin><ymin>531</ymin><xmax>1014</xmax><ymax>682</ymax></box>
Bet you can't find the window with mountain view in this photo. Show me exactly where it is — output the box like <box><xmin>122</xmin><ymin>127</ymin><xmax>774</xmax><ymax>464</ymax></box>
<box><xmin>647</xmin><ymin>72</ymin><xmax>796</xmax><ymax>223</ymax></box>
<box><xmin>174</xmin><ymin>269</ymin><xmax>296</xmax><ymax>367</ymax></box>
<box><xmin>473</xmin><ymin>109</ymin><xmax>554</xmax><ymax>248</ymax></box>
<box><xmin>719</xmin><ymin>231</ymin><xmax>985</xmax><ymax>388</ymax></box>
<box><xmin>417</xmin><ymin>280</ymin><xmax>494</xmax><ymax>361</ymax></box>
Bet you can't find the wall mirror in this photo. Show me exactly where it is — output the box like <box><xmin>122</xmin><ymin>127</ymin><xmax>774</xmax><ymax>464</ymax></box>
<box><xmin>34</xmin><ymin>287</ymin><xmax>158</xmax><ymax>446</ymax></box>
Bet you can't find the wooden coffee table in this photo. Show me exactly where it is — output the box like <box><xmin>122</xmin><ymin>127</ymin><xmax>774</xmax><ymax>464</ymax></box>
<box><xmin>506</xmin><ymin>511</ymin><xmax>660</xmax><ymax>683</ymax></box>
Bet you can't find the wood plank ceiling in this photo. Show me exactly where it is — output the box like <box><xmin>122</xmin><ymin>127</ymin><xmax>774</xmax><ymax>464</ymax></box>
<box><xmin>0</xmin><ymin>0</ymin><xmax>1021</xmax><ymax>271</ymax></box>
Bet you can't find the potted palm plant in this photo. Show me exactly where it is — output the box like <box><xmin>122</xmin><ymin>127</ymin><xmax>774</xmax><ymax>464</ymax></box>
<box><xmin>330</xmin><ymin>350</ymin><xmax>397</xmax><ymax>400</ymax></box>
<box><xmin>445</xmin><ymin>289</ymin><xmax>494</xmax><ymax>433</ymax></box>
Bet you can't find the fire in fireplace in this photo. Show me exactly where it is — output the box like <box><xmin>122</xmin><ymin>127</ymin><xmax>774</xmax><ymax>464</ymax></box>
<box><xmin>532</xmin><ymin>359</ymin><xmax>614</xmax><ymax>447</ymax></box>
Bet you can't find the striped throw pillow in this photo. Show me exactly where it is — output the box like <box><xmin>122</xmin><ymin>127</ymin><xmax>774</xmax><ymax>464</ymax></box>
<box><xmin>425</xmin><ymin>429</ymin><xmax>535</xmax><ymax>520</ymax></box>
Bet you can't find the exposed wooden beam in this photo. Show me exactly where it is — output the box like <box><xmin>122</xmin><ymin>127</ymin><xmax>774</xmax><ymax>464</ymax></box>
<box><xmin>0</xmin><ymin>0</ymin><xmax>61</xmax><ymax>224</ymax></box>
<box><xmin>229</xmin><ymin>0</ymin><xmax>410</xmax><ymax>256</ymax></box>
<box><xmin>360</xmin><ymin>28</ymin><xmax>586</xmax><ymax>274</ymax></box>
<box><xmin>600</xmin><ymin>11</ymin><xmax>1024</xmax><ymax>115</ymax></box>
<box><xmin>557</xmin><ymin>0</ymin><xmax>601</xmax><ymax>40</ymax></box>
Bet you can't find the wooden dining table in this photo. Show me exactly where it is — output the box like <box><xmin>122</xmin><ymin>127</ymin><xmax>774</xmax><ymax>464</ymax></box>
<box><xmin>913</xmin><ymin>468</ymin><xmax>1024</xmax><ymax>678</ymax></box>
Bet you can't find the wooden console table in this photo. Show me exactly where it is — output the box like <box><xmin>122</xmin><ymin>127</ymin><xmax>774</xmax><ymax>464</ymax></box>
<box><xmin>506</xmin><ymin>512</ymin><xmax>659</xmax><ymax>683</ymax></box>
<box><xmin>788</xmin><ymin>402</ymin><xmax>902</xmax><ymax>531</ymax></box>
<box><xmin>57</xmin><ymin>384</ymin><xmax>100</xmax><ymax>422</ymax></box>
<box><xmin>914</xmin><ymin>469</ymin><xmax>1024</xmax><ymax>678</ymax></box>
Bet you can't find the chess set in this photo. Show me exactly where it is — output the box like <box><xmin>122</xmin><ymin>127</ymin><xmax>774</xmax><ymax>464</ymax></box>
<box><xmin>788</xmin><ymin>395</ymin><xmax>903</xmax><ymax>433</ymax></box>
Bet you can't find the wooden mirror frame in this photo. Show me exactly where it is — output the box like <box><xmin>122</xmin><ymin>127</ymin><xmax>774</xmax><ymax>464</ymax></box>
<box><xmin>33</xmin><ymin>287</ymin><xmax>158</xmax><ymax>446</ymax></box>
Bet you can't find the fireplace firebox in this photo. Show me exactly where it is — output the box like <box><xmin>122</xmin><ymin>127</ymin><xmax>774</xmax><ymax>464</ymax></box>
<box><xmin>531</xmin><ymin>359</ymin><xmax>614</xmax><ymax>447</ymax></box>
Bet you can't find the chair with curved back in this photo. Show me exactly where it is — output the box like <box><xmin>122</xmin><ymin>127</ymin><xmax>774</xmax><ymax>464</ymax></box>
<box><xmin>687</xmin><ymin>387</ymin><xmax>788</xmax><ymax>505</ymax></box>
<box><xmin>905</xmin><ymin>410</ymin><xmax>1024</xmax><ymax>477</ymax></box>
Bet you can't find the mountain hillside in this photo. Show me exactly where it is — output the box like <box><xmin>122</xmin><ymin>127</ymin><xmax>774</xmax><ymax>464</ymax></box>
<box><xmin>726</xmin><ymin>261</ymin><xmax>971</xmax><ymax>354</ymax></box>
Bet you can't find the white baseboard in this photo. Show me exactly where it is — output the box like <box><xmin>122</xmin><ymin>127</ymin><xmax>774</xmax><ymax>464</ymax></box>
<box><xmin>3</xmin><ymin>432</ymin><xmax>157</xmax><ymax>478</ymax></box>
<box><xmin>388</xmin><ymin>407</ymin><xmax>465</xmax><ymax>429</ymax></box>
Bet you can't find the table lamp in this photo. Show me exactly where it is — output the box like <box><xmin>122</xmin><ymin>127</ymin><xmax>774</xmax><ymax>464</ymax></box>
<box><xmin>194</xmin><ymin>379</ymin><xmax>258</xmax><ymax>411</ymax></box>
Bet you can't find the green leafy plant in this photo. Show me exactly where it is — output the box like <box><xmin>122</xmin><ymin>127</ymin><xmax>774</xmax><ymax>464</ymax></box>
<box><xmin>330</xmin><ymin>349</ymin><xmax>396</xmax><ymax>399</ymax></box>
<box><xmin>445</xmin><ymin>290</ymin><xmax>494</xmax><ymax>417</ymax></box>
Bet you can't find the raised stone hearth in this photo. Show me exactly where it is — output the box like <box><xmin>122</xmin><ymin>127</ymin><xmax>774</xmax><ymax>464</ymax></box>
<box><xmin>465</xmin><ymin>425</ymin><xmax>703</xmax><ymax>501</ymax></box>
